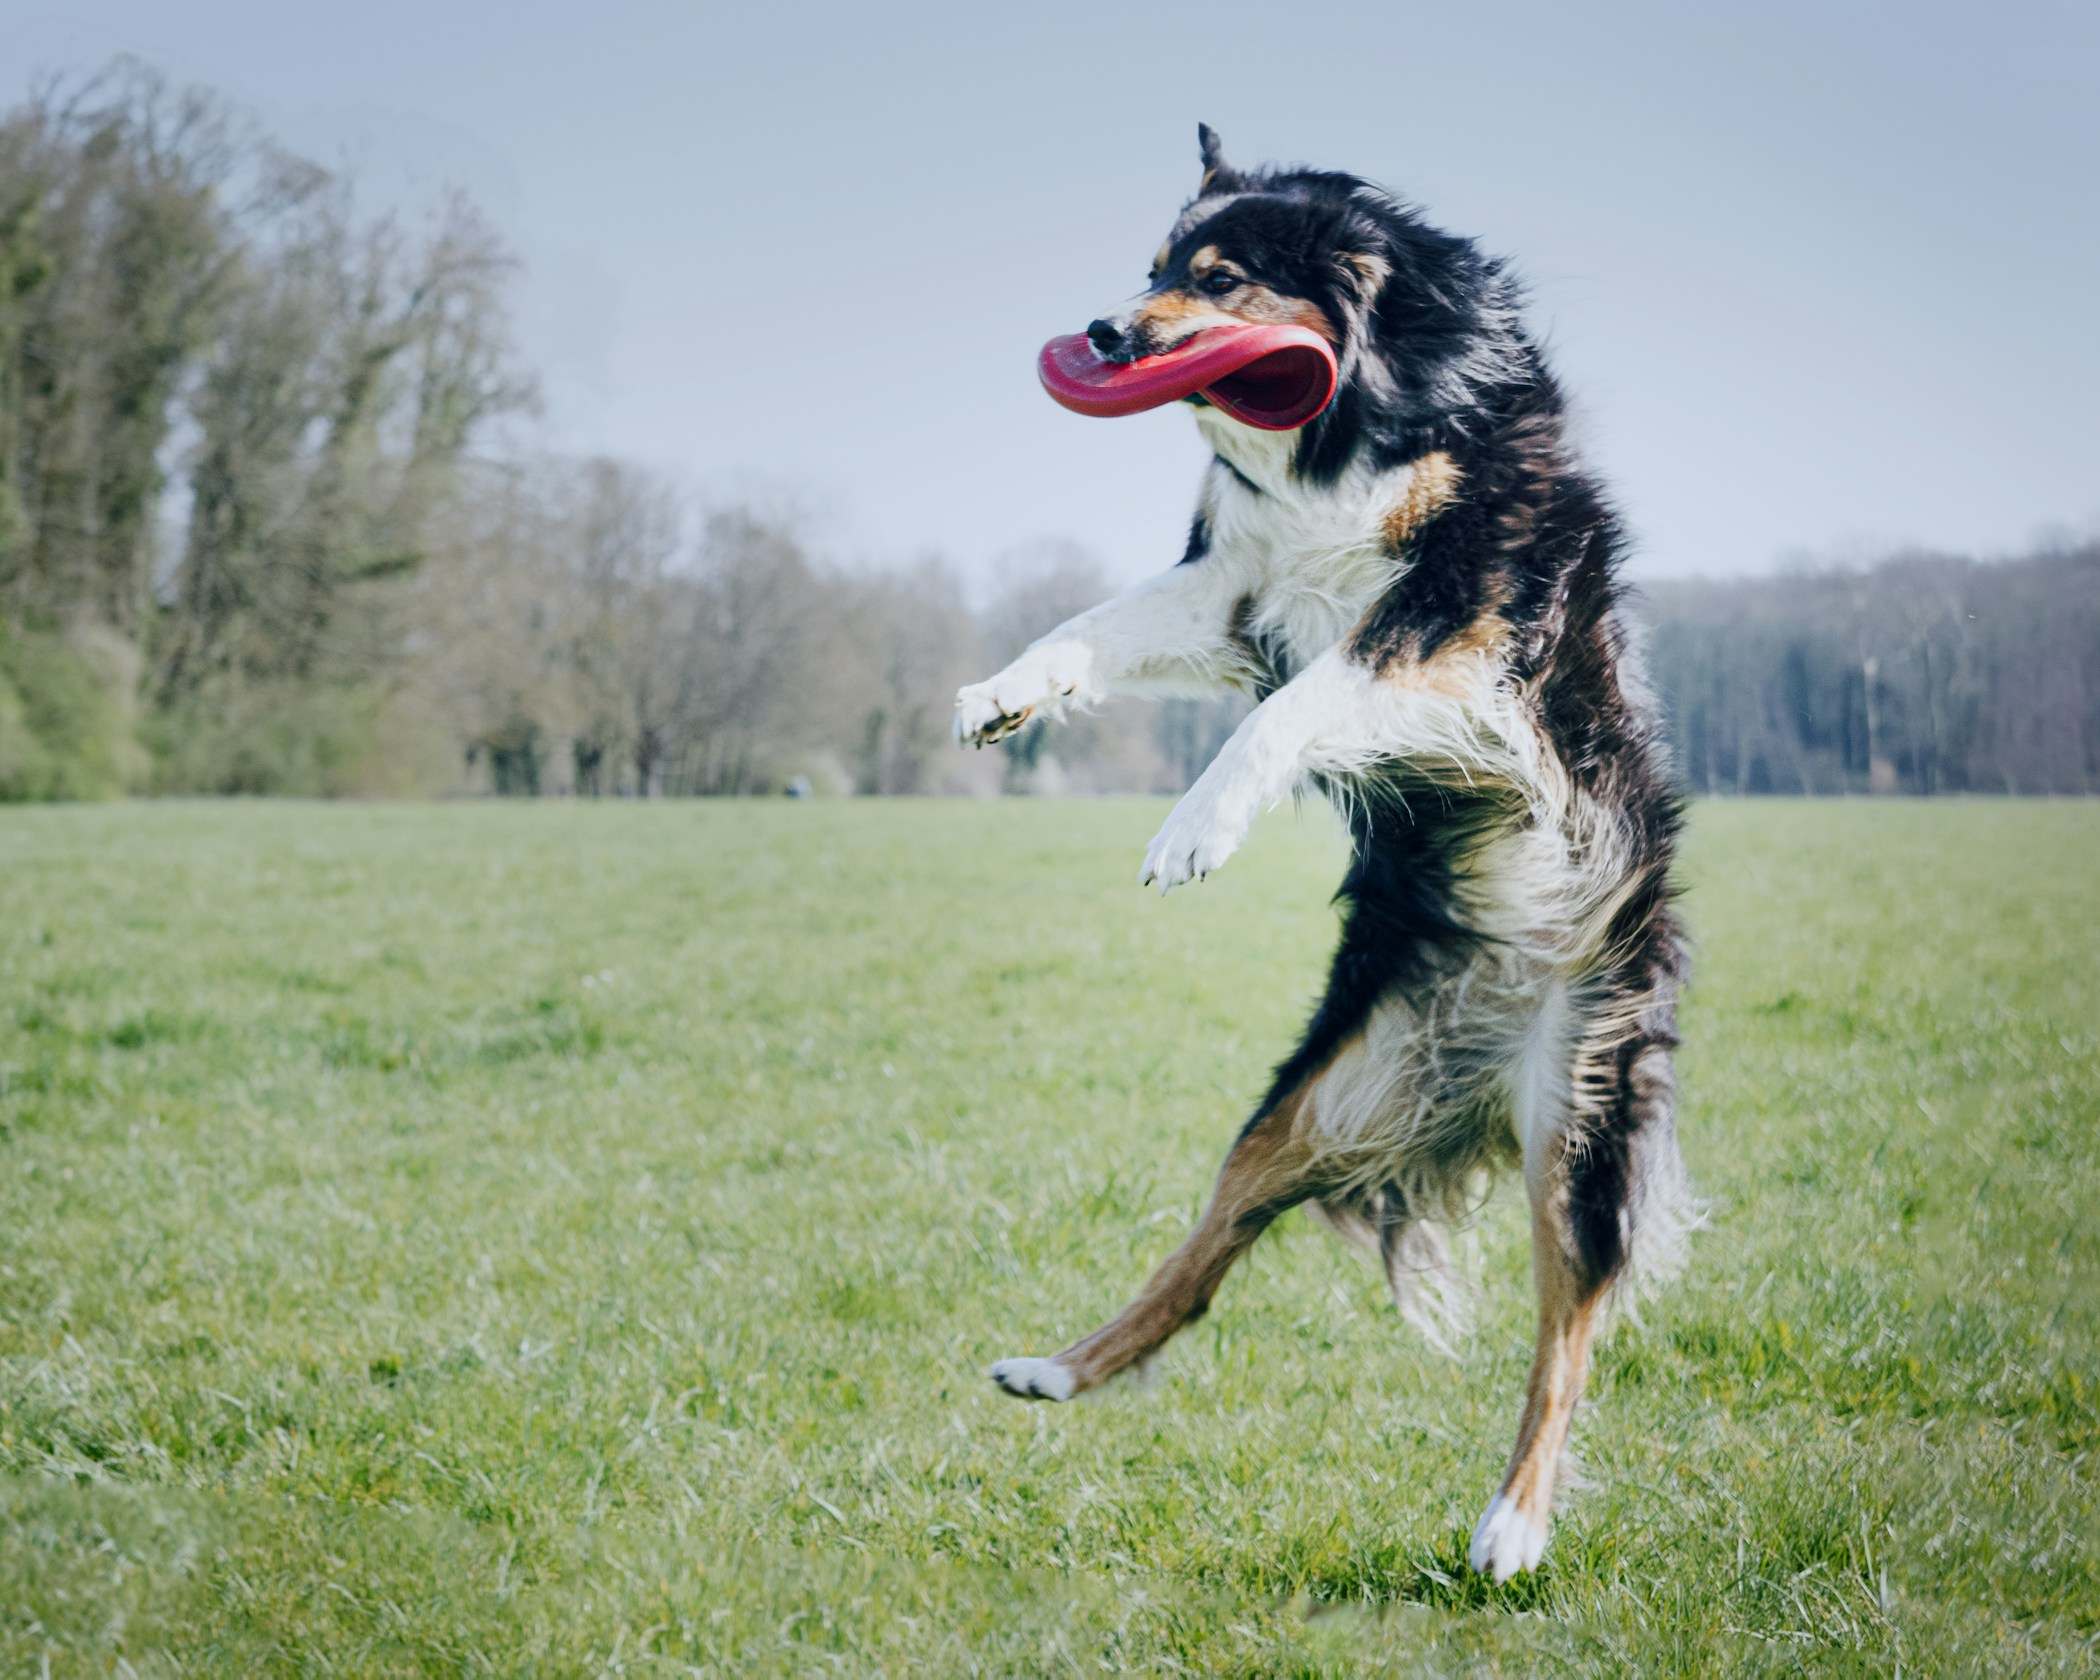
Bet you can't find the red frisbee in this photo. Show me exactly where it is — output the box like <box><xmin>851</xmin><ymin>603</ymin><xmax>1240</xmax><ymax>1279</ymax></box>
<box><xmin>1038</xmin><ymin>323</ymin><xmax>1338</xmax><ymax>431</ymax></box>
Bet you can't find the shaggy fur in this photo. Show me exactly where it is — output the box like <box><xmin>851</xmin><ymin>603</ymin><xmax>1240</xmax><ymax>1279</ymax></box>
<box><xmin>954</xmin><ymin>126</ymin><xmax>1696</xmax><ymax>1581</ymax></box>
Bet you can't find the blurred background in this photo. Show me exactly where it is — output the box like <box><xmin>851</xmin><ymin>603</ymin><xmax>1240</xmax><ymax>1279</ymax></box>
<box><xmin>2</xmin><ymin>1</ymin><xmax>2094</xmax><ymax>802</ymax></box>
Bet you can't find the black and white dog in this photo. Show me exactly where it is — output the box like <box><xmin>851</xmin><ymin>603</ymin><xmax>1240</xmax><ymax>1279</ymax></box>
<box><xmin>955</xmin><ymin>127</ymin><xmax>1694</xmax><ymax>1580</ymax></box>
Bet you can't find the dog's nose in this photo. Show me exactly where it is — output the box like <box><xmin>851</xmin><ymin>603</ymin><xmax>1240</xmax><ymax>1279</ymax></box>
<box><xmin>1086</xmin><ymin>317</ymin><xmax>1128</xmax><ymax>358</ymax></box>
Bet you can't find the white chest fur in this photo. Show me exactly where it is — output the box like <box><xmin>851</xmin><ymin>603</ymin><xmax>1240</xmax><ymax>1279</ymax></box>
<box><xmin>1195</xmin><ymin>410</ymin><xmax>1419</xmax><ymax>679</ymax></box>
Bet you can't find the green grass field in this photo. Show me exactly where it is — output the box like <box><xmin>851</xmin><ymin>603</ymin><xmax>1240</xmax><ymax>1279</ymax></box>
<box><xmin>1</xmin><ymin>799</ymin><xmax>2094</xmax><ymax>1676</ymax></box>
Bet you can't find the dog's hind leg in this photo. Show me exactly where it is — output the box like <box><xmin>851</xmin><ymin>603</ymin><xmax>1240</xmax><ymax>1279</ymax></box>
<box><xmin>1470</xmin><ymin>973</ymin><xmax>1689</xmax><ymax>1580</ymax></box>
<box><xmin>990</xmin><ymin>1066</ymin><xmax>1334</xmax><ymax>1401</ymax></box>
<box><xmin>1466</xmin><ymin>1176</ymin><xmax>1607</xmax><ymax>1580</ymax></box>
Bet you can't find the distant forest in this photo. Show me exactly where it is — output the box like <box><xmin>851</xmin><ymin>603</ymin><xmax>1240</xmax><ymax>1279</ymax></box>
<box><xmin>1644</xmin><ymin>548</ymin><xmax>2098</xmax><ymax>796</ymax></box>
<box><xmin>2</xmin><ymin>65</ymin><xmax>2095</xmax><ymax>802</ymax></box>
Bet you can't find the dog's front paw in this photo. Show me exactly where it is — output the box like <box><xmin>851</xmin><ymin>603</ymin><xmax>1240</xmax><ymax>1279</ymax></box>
<box><xmin>1468</xmin><ymin>1492</ymin><xmax>1550</xmax><ymax>1582</ymax></box>
<box><xmin>990</xmin><ymin>1356</ymin><xmax>1075</xmax><ymax>1401</ymax></box>
<box><xmin>954</xmin><ymin>680</ymin><xmax>1034</xmax><ymax>747</ymax></box>
<box><xmin>954</xmin><ymin>642</ymin><xmax>1094</xmax><ymax>747</ymax></box>
<box><xmin>1140</xmin><ymin>775</ymin><xmax>1255</xmax><ymax>894</ymax></box>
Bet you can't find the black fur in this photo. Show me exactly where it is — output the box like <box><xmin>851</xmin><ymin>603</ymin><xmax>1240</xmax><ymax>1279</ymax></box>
<box><xmin>1176</xmin><ymin>510</ymin><xmax>1211</xmax><ymax>566</ymax></box>
<box><xmin>1254</xmin><ymin>779</ymin><xmax>1519</xmax><ymax>1129</ymax></box>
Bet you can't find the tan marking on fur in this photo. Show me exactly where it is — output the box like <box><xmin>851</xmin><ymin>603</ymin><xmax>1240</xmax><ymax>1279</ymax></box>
<box><xmin>1187</xmin><ymin>245</ymin><xmax>1223</xmax><ymax>282</ymax></box>
<box><xmin>1364</xmin><ymin>454</ymin><xmax>1502</xmax><ymax>694</ymax></box>
<box><xmin>1133</xmin><ymin>286</ymin><xmax>1338</xmax><ymax>349</ymax></box>
<box><xmin>1341</xmin><ymin>249</ymin><xmax>1391</xmax><ymax>300</ymax></box>
<box><xmin>1153</xmin><ymin>240</ymin><xmax>1172</xmax><ymax>276</ymax></box>
<box><xmin>1225</xmin><ymin>285</ymin><xmax>1337</xmax><ymax>341</ymax></box>
<box><xmin>1385</xmin><ymin>609</ymin><xmax>1516</xmax><ymax>701</ymax></box>
<box><xmin>1433</xmin><ymin>595</ymin><xmax>1516</xmax><ymax>664</ymax></box>
<box><xmin>1043</xmin><ymin>1043</ymin><xmax>1356</xmax><ymax>1393</ymax></box>
<box><xmin>1380</xmin><ymin>451</ymin><xmax>1464</xmax><ymax>552</ymax></box>
<box><xmin>1374</xmin><ymin>565</ymin><xmax>1517</xmax><ymax>702</ymax></box>
<box><xmin>1491</xmin><ymin>1188</ymin><xmax>1607</xmax><ymax>1540</ymax></box>
<box><xmin>1130</xmin><ymin>291</ymin><xmax>1241</xmax><ymax>341</ymax></box>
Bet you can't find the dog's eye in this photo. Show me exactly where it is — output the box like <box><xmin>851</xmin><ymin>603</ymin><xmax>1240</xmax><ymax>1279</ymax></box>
<box><xmin>1198</xmin><ymin>271</ymin><xmax>1241</xmax><ymax>296</ymax></box>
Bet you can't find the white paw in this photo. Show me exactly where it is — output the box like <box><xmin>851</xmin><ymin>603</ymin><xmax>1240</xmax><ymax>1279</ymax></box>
<box><xmin>954</xmin><ymin>642</ymin><xmax>1094</xmax><ymax>746</ymax></box>
<box><xmin>989</xmin><ymin>1356</ymin><xmax>1074</xmax><ymax>1401</ymax></box>
<box><xmin>1139</xmin><ymin>774</ymin><xmax>1255</xmax><ymax>894</ymax></box>
<box><xmin>1468</xmin><ymin>1493</ymin><xmax>1549</xmax><ymax>1582</ymax></box>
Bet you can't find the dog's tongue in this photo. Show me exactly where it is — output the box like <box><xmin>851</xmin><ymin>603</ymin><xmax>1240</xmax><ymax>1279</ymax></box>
<box><xmin>1038</xmin><ymin>323</ymin><xmax>1337</xmax><ymax>431</ymax></box>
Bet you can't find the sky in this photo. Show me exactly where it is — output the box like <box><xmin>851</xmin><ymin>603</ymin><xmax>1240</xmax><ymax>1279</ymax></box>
<box><xmin>12</xmin><ymin>1</ymin><xmax>2099</xmax><ymax>587</ymax></box>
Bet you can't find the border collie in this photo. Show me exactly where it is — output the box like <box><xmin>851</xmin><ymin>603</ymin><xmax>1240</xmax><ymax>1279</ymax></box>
<box><xmin>954</xmin><ymin>126</ymin><xmax>1694</xmax><ymax>1581</ymax></box>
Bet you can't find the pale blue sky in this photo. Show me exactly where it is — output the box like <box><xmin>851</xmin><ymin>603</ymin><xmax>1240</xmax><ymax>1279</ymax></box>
<box><xmin>13</xmin><ymin>1</ymin><xmax>2098</xmax><ymax>584</ymax></box>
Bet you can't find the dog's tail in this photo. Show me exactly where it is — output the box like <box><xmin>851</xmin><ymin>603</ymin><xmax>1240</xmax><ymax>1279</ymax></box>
<box><xmin>1308</xmin><ymin>1178</ymin><xmax>1473</xmax><ymax>1357</ymax></box>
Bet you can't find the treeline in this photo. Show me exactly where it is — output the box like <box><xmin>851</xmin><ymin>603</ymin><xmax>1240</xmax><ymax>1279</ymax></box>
<box><xmin>1</xmin><ymin>66</ymin><xmax>2093</xmax><ymax>803</ymax></box>
<box><xmin>1643</xmin><ymin>546</ymin><xmax>2099</xmax><ymax>796</ymax></box>
<box><xmin>413</xmin><ymin>483</ymin><xmax>1235</xmax><ymax>800</ymax></box>
<box><xmin>0</xmin><ymin>65</ymin><xmax>1235</xmax><ymax>802</ymax></box>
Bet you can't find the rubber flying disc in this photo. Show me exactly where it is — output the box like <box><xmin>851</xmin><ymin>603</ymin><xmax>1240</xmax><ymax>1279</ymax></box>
<box><xmin>1037</xmin><ymin>323</ymin><xmax>1338</xmax><ymax>431</ymax></box>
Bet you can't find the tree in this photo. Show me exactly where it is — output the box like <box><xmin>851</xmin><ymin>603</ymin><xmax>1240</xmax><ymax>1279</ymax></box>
<box><xmin>0</xmin><ymin>63</ymin><xmax>248</xmax><ymax>633</ymax></box>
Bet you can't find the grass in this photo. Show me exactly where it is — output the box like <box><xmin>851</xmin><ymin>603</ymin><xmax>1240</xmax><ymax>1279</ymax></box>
<box><xmin>0</xmin><ymin>797</ymin><xmax>2094</xmax><ymax>1676</ymax></box>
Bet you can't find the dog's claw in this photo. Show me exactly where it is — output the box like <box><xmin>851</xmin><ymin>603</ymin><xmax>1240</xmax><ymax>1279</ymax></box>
<box><xmin>1139</xmin><ymin>787</ymin><xmax>1247</xmax><ymax>895</ymax></box>
<box><xmin>990</xmin><ymin>1356</ymin><xmax>1074</xmax><ymax>1401</ymax></box>
<box><xmin>955</xmin><ymin>701</ymin><xmax>1035</xmax><ymax>749</ymax></box>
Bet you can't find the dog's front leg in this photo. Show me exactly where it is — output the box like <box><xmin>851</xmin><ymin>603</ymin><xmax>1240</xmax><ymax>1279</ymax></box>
<box><xmin>1138</xmin><ymin>716</ymin><xmax>1289</xmax><ymax>892</ymax></box>
<box><xmin>1141</xmin><ymin>646</ymin><xmax>1507</xmax><ymax>892</ymax></box>
<box><xmin>1139</xmin><ymin>649</ymin><xmax>1368</xmax><ymax>890</ymax></box>
<box><xmin>955</xmin><ymin>559</ymin><xmax>1251</xmax><ymax>746</ymax></box>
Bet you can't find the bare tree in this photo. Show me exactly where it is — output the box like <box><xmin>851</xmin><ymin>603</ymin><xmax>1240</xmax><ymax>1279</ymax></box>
<box><xmin>1643</xmin><ymin>547</ymin><xmax>2099</xmax><ymax>796</ymax></box>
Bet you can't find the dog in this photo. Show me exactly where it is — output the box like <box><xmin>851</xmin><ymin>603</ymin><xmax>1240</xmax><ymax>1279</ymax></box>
<box><xmin>954</xmin><ymin>125</ymin><xmax>1695</xmax><ymax>1581</ymax></box>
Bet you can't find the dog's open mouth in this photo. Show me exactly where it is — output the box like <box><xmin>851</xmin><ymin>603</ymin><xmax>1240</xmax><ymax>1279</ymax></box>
<box><xmin>1037</xmin><ymin>324</ymin><xmax>1337</xmax><ymax>431</ymax></box>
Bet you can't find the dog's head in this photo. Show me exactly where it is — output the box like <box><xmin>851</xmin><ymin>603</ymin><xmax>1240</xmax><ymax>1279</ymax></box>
<box><xmin>1081</xmin><ymin>127</ymin><xmax>1524</xmax><ymax>464</ymax></box>
<box><xmin>1082</xmin><ymin>126</ymin><xmax>1348</xmax><ymax>366</ymax></box>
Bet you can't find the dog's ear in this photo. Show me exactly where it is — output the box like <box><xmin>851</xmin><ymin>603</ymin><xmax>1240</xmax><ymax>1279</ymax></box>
<box><xmin>1197</xmin><ymin>123</ymin><xmax>1242</xmax><ymax>193</ymax></box>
